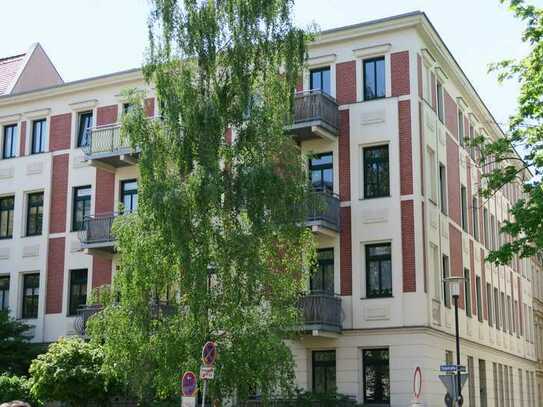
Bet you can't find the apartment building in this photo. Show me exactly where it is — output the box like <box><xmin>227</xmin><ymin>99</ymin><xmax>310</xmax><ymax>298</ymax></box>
<box><xmin>0</xmin><ymin>11</ymin><xmax>540</xmax><ymax>406</ymax></box>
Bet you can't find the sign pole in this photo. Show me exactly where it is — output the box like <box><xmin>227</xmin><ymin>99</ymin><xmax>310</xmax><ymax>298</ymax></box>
<box><xmin>201</xmin><ymin>379</ymin><xmax>207</xmax><ymax>407</ymax></box>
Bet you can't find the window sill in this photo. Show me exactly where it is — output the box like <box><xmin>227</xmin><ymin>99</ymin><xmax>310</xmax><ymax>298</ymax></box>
<box><xmin>29</xmin><ymin>151</ymin><xmax>48</xmax><ymax>156</ymax></box>
<box><xmin>22</xmin><ymin>233</ymin><xmax>42</xmax><ymax>238</ymax></box>
<box><xmin>0</xmin><ymin>236</ymin><xmax>13</xmax><ymax>240</ymax></box>
<box><xmin>360</xmin><ymin>195</ymin><xmax>391</xmax><ymax>201</ymax></box>
<box><xmin>362</xmin><ymin>295</ymin><xmax>393</xmax><ymax>300</ymax></box>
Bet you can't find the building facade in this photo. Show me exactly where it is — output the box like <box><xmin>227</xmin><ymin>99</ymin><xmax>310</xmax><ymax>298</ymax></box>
<box><xmin>0</xmin><ymin>11</ymin><xmax>540</xmax><ymax>407</ymax></box>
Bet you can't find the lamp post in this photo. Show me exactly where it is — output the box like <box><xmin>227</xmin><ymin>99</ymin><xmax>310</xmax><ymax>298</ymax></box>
<box><xmin>445</xmin><ymin>276</ymin><xmax>465</xmax><ymax>406</ymax></box>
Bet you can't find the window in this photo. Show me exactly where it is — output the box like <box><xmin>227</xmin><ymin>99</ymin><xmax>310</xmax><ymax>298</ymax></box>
<box><xmin>312</xmin><ymin>350</ymin><xmax>336</xmax><ymax>393</ymax></box>
<box><xmin>461</xmin><ymin>185</ymin><xmax>468</xmax><ymax>232</ymax></box>
<box><xmin>121</xmin><ymin>179</ymin><xmax>138</xmax><ymax>213</ymax></box>
<box><xmin>443</xmin><ymin>255</ymin><xmax>451</xmax><ymax>308</ymax></box>
<box><xmin>68</xmin><ymin>269</ymin><xmax>87</xmax><ymax>316</ymax></box>
<box><xmin>77</xmin><ymin>111</ymin><xmax>93</xmax><ymax>147</ymax></box>
<box><xmin>123</xmin><ymin>103</ymin><xmax>135</xmax><ymax>114</ymax></box>
<box><xmin>493</xmin><ymin>363</ymin><xmax>499</xmax><ymax>407</ymax></box>
<box><xmin>494</xmin><ymin>288</ymin><xmax>500</xmax><ymax>330</ymax></box>
<box><xmin>464</xmin><ymin>269</ymin><xmax>472</xmax><ymax>317</ymax></box>
<box><xmin>72</xmin><ymin>186</ymin><xmax>91</xmax><ymax>231</ymax></box>
<box><xmin>439</xmin><ymin>164</ymin><xmax>447</xmax><ymax>215</ymax></box>
<box><xmin>458</xmin><ymin>111</ymin><xmax>465</xmax><ymax>147</ymax></box>
<box><xmin>490</xmin><ymin>214</ymin><xmax>496</xmax><ymax>250</ymax></box>
<box><xmin>31</xmin><ymin>119</ymin><xmax>47</xmax><ymax>154</ymax></box>
<box><xmin>514</xmin><ymin>300</ymin><xmax>519</xmax><ymax>336</ymax></box>
<box><xmin>479</xmin><ymin>359</ymin><xmax>488</xmax><ymax>407</ymax></box>
<box><xmin>504</xmin><ymin>364</ymin><xmax>510</xmax><ymax>407</ymax></box>
<box><xmin>363</xmin><ymin>145</ymin><xmax>389</xmax><ymax>199</ymax></box>
<box><xmin>501</xmin><ymin>292</ymin><xmax>507</xmax><ymax>332</ymax></box>
<box><xmin>483</xmin><ymin>208</ymin><xmax>489</xmax><ymax>248</ymax></box>
<box><xmin>498</xmin><ymin>364</ymin><xmax>505</xmax><ymax>407</ymax></box>
<box><xmin>427</xmin><ymin>147</ymin><xmax>437</xmax><ymax>203</ymax></box>
<box><xmin>22</xmin><ymin>274</ymin><xmax>39</xmax><ymax>319</ymax></box>
<box><xmin>309</xmin><ymin>67</ymin><xmax>331</xmax><ymax>96</ymax></box>
<box><xmin>2</xmin><ymin>124</ymin><xmax>17</xmax><ymax>159</ymax></box>
<box><xmin>431</xmin><ymin>243</ymin><xmax>440</xmax><ymax>301</ymax></box>
<box><xmin>0</xmin><ymin>276</ymin><xmax>9</xmax><ymax>311</ymax></box>
<box><xmin>445</xmin><ymin>350</ymin><xmax>454</xmax><ymax>364</ymax></box>
<box><xmin>422</xmin><ymin>63</ymin><xmax>432</xmax><ymax>103</ymax></box>
<box><xmin>0</xmin><ymin>196</ymin><xmax>14</xmax><ymax>239</ymax></box>
<box><xmin>309</xmin><ymin>153</ymin><xmax>333</xmax><ymax>192</ymax></box>
<box><xmin>472</xmin><ymin>197</ymin><xmax>479</xmax><ymax>240</ymax></box>
<box><xmin>310</xmin><ymin>249</ymin><xmax>334</xmax><ymax>294</ymax></box>
<box><xmin>436</xmin><ymin>82</ymin><xmax>444</xmax><ymax>122</ymax></box>
<box><xmin>468</xmin><ymin>356</ymin><xmax>475</xmax><ymax>407</ymax></box>
<box><xmin>366</xmin><ymin>243</ymin><xmax>392</xmax><ymax>298</ymax></box>
<box><xmin>476</xmin><ymin>276</ymin><xmax>483</xmax><ymax>322</ymax></box>
<box><xmin>519</xmin><ymin>368</ymin><xmax>524</xmax><ymax>407</ymax></box>
<box><xmin>363</xmin><ymin>57</ymin><xmax>385</xmax><ymax>101</ymax></box>
<box><xmin>507</xmin><ymin>295</ymin><xmax>513</xmax><ymax>335</ymax></box>
<box><xmin>487</xmin><ymin>283</ymin><xmax>493</xmax><ymax>327</ymax></box>
<box><xmin>26</xmin><ymin>192</ymin><xmax>43</xmax><ymax>236</ymax></box>
<box><xmin>362</xmin><ymin>349</ymin><xmax>390</xmax><ymax>404</ymax></box>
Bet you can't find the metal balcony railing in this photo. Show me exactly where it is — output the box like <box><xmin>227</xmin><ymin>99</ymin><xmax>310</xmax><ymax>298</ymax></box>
<box><xmin>306</xmin><ymin>190</ymin><xmax>340</xmax><ymax>232</ymax></box>
<box><xmin>78</xmin><ymin>213</ymin><xmax>117</xmax><ymax>246</ymax></box>
<box><xmin>291</xmin><ymin>90</ymin><xmax>340</xmax><ymax>133</ymax></box>
<box><xmin>74</xmin><ymin>304</ymin><xmax>103</xmax><ymax>336</ymax></box>
<box><xmin>299</xmin><ymin>291</ymin><xmax>342</xmax><ymax>332</ymax></box>
<box><xmin>239</xmin><ymin>398</ymin><xmax>356</xmax><ymax>407</ymax></box>
<box><xmin>82</xmin><ymin>124</ymin><xmax>129</xmax><ymax>157</ymax></box>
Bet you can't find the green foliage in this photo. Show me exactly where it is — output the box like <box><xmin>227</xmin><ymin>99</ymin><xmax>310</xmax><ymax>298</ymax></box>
<box><xmin>0</xmin><ymin>375</ymin><xmax>37</xmax><ymax>405</ymax></box>
<box><xmin>475</xmin><ymin>0</ymin><xmax>543</xmax><ymax>264</ymax></box>
<box><xmin>28</xmin><ymin>338</ymin><xmax>118</xmax><ymax>407</ymax></box>
<box><xmin>0</xmin><ymin>310</ymin><xmax>40</xmax><ymax>376</ymax></box>
<box><xmin>89</xmin><ymin>0</ymin><xmax>314</xmax><ymax>404</ymax></box>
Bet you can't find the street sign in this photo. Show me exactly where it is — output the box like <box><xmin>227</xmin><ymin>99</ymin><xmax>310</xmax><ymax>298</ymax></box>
<box><xmin>181</xmin><ymin>396</ymin><xmax>196</xmax><ymax>407</ymax></box>
<box><xmin>439</xmin><ymin>373</ymin><xmax>468</xmax><ymax>402</ymax></box>
<box><xmin>412</xmin><ymin>366</ymin><xmax>422</xmax><ymax>400</ymax></box>
<box><xmin>440</xmin><ymin>364</ymin><xmax>466</xmax><ymax>373</ymax></box>
<box><xmin>200</xmin><ymin>366</ymin><xmax>215</xmax><ymax>380</ymax></box>
<box><xmin>181</xmin><ymin>371</ymin><xmax>198</xmax><ymax>397</ymax></box>
<box><xmin>202</xmin><ymin>341</ymin><xmax>217</xmax><ymax>366</ymax></box>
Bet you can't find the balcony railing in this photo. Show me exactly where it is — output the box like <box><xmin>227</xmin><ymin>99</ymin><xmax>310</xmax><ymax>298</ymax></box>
<box><xmin>78</xmin><ymin>213</ymin><xmax>117</xmax><ymax>250</ymax></box>
<box><xmin>240</xmin><ymin>397</ymin><xmax>356</xmax><ymax>407</ymax></box>
<box><xmin>82</xmin><ymin>124</ymin><xmax>138</xmax><ymax>167</ymax></box>
<box><xmin>306</xmin><ymin>190</ymin><xmax>340</xmax><ymax>233</ymax></box>
<box><xmin>287</xmin><ymin>90</ymin><xmax>340</xmax><ymax>140</ymax></box>
<box><xmin>74</xmin><ymin>304</ymin><xmax>103</xmax><ymax>336</ymax></box>
<box><xmin>299</xmin><ymin>291</ymin><xmax>342</xmax><ymax>333</ymax></box>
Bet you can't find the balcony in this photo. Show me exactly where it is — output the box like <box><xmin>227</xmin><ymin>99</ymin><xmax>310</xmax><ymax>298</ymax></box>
<box><xmin>82</xmin><ymin>124</ymin><xmax>138</xmax><ymax>168</ymax></box>
<box><xmin>300</xmin><ymin>291</ymin><xmax>342</xmax><ymax>336</ymax></box>
<box><xmin>286</xmin><ymin>90</ymin><xmax>340</xmax><ymax>142</ymax></box>
<box><xmin>78</xmin><ymin>213</ymin><xmax>117</xmax><ymax>254</ymax></box>
<box><xmin>306</xmin><ymin>190</ymin><xmax>340</xmax><ymax>235</ymax></box>
<box><xmin>74</xmin><ymin>304</ymin><xmax>103</xmax><ymax>337</ymax></box>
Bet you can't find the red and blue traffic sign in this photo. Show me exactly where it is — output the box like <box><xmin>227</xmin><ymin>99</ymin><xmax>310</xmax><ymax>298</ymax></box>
<box><xmin>181</xmin><ymin>371</ymin><xmax>198</xmax><ymax>396</ymax></box>
<box><xmin>202</xmin><ymin>341</ymin><xmax>217</xmax><ymax>366</ymax></box>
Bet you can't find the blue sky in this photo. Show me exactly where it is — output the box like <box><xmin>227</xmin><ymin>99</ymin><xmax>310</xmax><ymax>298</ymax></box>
<box><xmin>0</xmin><ymin>0</ymin><xmax>537</xmax><ymax>126</ymax></box>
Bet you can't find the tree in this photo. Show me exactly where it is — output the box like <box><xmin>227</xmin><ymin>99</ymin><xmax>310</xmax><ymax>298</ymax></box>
<box><xmin>0</xmin><ymin>375</ymin><xmax>36</xmax><ymax>405</ymax></box>
<box><xmin>88</xmin><ymin>0</ymin><xmax>314</xmax><ymax>404</ymax></box>
<box><xmin>0</xmin><ymin>310</ymin><xmax>38</xmax><ymax>376</ymax></box>
<box><xmin>475</xmin><ymin>0</ymin><xmax>543</xmax><ymax>264</ymax></box>
<box><xmin>29</xmin><ymin>338</ymin><xmax>117</xmax><ymax>407</ymax></box>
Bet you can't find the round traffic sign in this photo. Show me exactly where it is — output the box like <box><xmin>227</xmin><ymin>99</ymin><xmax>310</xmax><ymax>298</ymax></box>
<box><xmin>413</xmin><ymin>366</ymin><xmax>422</xmax><ymax>399</ymax></box>
<box><xmin>202</xmin><ymin>341</ymin><xmax>217</xmax><ymax>366</ymax></box>
<box><xmin>181</xmin><ymin>371</ymin><xmax>198</xmax><ymax>397</ymax></box>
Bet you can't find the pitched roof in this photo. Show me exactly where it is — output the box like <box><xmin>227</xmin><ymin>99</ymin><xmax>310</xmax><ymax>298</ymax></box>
<box><xmin>0</xmin><ymin>53</ymin><xmax>26</xmax><ymax>96</ymax></box>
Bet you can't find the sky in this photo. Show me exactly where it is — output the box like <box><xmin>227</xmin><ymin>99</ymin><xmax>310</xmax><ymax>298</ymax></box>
<box><xmin>0</xmin><ymin>0</ymin><xmax>539</xmax><ymax>126</ymax></box>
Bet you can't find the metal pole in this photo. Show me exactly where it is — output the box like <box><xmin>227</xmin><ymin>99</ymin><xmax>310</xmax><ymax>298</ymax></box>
<box><xmin>454</xmin><ymin>294</ymin><xmax>462</xmax><ymax>406</ymax></box>
<box><xmin>201</xmin><ymin>379</ymin><xmax>207</xmax><ymax>407</ymax></box>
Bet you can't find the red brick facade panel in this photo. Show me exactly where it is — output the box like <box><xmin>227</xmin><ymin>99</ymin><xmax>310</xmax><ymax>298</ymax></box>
<box><xmin>49</xmin><ymin>154</ymin><xmax>69</xmax><ymax>234</ymax></box>
<box><xmin>391</xmin><ymin>51</ymin><xmax>410</xmax><ymax>97</ymax></box>
<box><xmin>49</xmin><ymin>113</ymin><xmax>72</xmax><ymax>151</ymax></box>
<box><xmin>431</xmin><ymin>73</ymin><xmax>436</xmax><ymax>111</ymax></box>
<box><xmin>19</xmin><ymin>121</ymin><xmax>26</xmax><ymax>156</ymax></box>
<box><xmin>144</xmin><ymin>97</ymin><xmax>155</xmax><ymax>117</ymax></box>
<box><xmin>481</xmin><ymin>248</ymin><xmax>488</xmax><ymax>320</ymax></box>
<box><xmin>422</xmin><ymin>201</ymin><xmax>427</xmax><ymax>292</ymax></box>
<box><xmin>399</xmin><ymin>100</ymin><xmax>413</xmax><ymax>195</ymax></box>
<box><xmin>46</xmin><ymin>237</ymin><xmax>65</xmax><ymax>314</ymax></box>
<box><xmin>419</xmin><ymin>102</ymin><xmax>425</xmax><ymax>197</ymax></box>
<box><xmin>340</xmin><ymin>207</ymin><xmax>352</xmax><ymax>296</ymax></box>
<box><xmin>449</xmin><ymin>223</ymin><xmax>464</xmax><ymax>309</ymax></box>
<box><xmin>469</xmin><ymin>240</ymin><xmax>477</xmax><ymax>316</ymax></box>
<box><xmin>466</xmin><ymin>160</ymin><xmax>473</xmax><ymax>236</ymax></box>
<box><xmin>96</xmin><ymin>105</ymin><xmax>118</xmax><ymax>126</ymax></box>
<box><xmin>296</xmin><ymin>79</ymin><xmax>303</xmax><ymax>93</ymax></box>
<box><xmin>446</xmin><ymin>135</ymin><xmax>461</xmax><ymax>225</ymax></box>
<box><xmin>92</xmin><ymin>256</ymin><xmax>112</xmax><ymax>288</ymax></box>
<box><xmin>444</xmin><ymin>90</ymin><xmax>458</xmax><ymax>140</ymax></box>
<box><xmin>95</xmin><ymin>169</ymin><xmax>115</xmax><ymax>214</ymax></box>
<box><xmin>339</xmin><ymin>110</ymin><xmax>351</xmax><ymax>201</ymax></box>
<box><xmin>401</xmin><ymin>200</ymin><xmax>416</xmax><ymax>292</ymax></box>
<box><xmin>336</xmin><ymin>61</ymin><xmax>357</xmax><ymax>105</ymax></box>
<box><xmin>478</xmin><ymin>171</ymin><xmax>484</xmax><ymax>245</ymax></box>
<box><xmin>417</xmin><ymin>54</ymin><xmax>422</xmax><ymax>99</ymax></box>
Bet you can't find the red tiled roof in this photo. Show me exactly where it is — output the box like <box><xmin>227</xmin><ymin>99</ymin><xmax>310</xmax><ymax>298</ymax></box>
<box><xmin>0</xmin><ymin>53</ymin><xmax>25</xmax><ymax>96</ymax></box>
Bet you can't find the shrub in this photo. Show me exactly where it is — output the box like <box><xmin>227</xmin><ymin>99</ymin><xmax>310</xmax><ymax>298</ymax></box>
<box><xmin>0</xmin><ymin>375</ymin><xmax>37</xmax><ymax>405</ymax></box>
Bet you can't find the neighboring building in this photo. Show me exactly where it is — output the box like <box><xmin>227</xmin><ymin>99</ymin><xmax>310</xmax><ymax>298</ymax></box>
<box><xmin>0</xmin><ymin>11</ymin><xmax>539</xmax><ymax>406</ymax></box>
<box><xmin>532</xmin><ymin>255</ymin><xmax>543</xmax><ymax>402</ymax></box>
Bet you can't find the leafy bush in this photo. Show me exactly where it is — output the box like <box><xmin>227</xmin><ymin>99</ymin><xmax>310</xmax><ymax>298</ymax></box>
<box><xmin>0</xmin><ymin>311</ymin><xmax>41</xmax><ymax>376</ymax></box>
<box><xmin>0</xmin><ymin>375</ymin><xmax>37</xmax><ymax>405</ymax></box>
